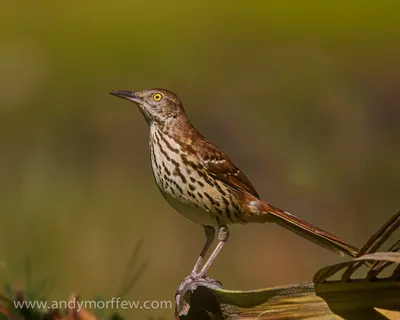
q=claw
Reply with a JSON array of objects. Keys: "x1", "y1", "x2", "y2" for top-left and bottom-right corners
[{"x1": 175, "y1": 274, "x2": 222, "y2": 298}]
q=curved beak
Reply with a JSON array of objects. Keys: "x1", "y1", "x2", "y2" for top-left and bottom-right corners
[{"x1": 110, "y1": 90, "x2": 142, "y2": 103}]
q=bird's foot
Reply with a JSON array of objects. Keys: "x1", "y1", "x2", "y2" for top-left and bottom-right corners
[
  {"x1": 176, "y1": 273, "x2": 221, "y2": 297},
  {"x1": 175, "y1": 273, "x2": 222, "y2": 317}
]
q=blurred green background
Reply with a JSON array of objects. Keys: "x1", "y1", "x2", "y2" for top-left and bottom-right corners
[{"x1": 1, "y1": 1, "x2": 400, "y2": 318}]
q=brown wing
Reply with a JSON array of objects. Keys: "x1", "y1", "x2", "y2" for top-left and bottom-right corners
[
  {"x1": 199, "y1": 139, "x2": 260, "y2": 199},
  {"x1": 174, "y1": 119, "x2": 259, "y2": 198}
]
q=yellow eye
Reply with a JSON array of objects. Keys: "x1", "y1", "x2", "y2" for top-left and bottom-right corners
[{"x1": 153, "y1": 93, "x2": 162, "y2": 101}]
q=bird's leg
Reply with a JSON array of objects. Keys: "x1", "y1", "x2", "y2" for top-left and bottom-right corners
[
  {"x1": 190, "y1": 225, "x2": 215, "y2": 276},
  {"x1": 197, "y1": 225, "x2": 229, "y2": 278},
  {"x1": 176, "y1": 226, "x2": 217, "y2": 295}
]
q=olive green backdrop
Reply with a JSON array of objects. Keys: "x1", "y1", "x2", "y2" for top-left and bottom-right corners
[{"x1": 1, "y1": 1, "x2": 399, "y2": 318}]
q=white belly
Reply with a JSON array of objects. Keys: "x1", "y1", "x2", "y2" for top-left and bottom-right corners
[
  {"x1": 148, "y1": 125, "x2": 239, "y2": 226},
  {"x1": 163, "y1": 194, "x2": 219, "y2": 226}
]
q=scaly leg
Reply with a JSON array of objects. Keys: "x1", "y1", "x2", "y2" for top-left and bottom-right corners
[
  {"x1": 197, "y1": 225, "x2": 229, "y2": 278},
  {"x1": 190, "y1": 225, "x2": 215, "y2": 275},
  {"x1": 176, "y1": 226, "x2": 217, "y2": 295}
]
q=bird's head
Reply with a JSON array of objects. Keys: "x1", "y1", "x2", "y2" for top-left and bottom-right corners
[{"x1": 110, "y1": 88, "x2": 186, "y2": 125}]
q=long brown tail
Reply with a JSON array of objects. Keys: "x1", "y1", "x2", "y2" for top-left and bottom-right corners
[{"x1": 255, "y1": 201, "x2": 359, "y2": 257}]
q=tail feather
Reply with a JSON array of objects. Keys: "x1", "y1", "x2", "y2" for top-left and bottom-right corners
[{"x1": 258, "y1": 202, "x2": 359, "y2": 257}]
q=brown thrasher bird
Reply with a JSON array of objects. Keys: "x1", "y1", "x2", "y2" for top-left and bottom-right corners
[{"x1": 110, "y1": 88, "x2": 358, "y2": 282}]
